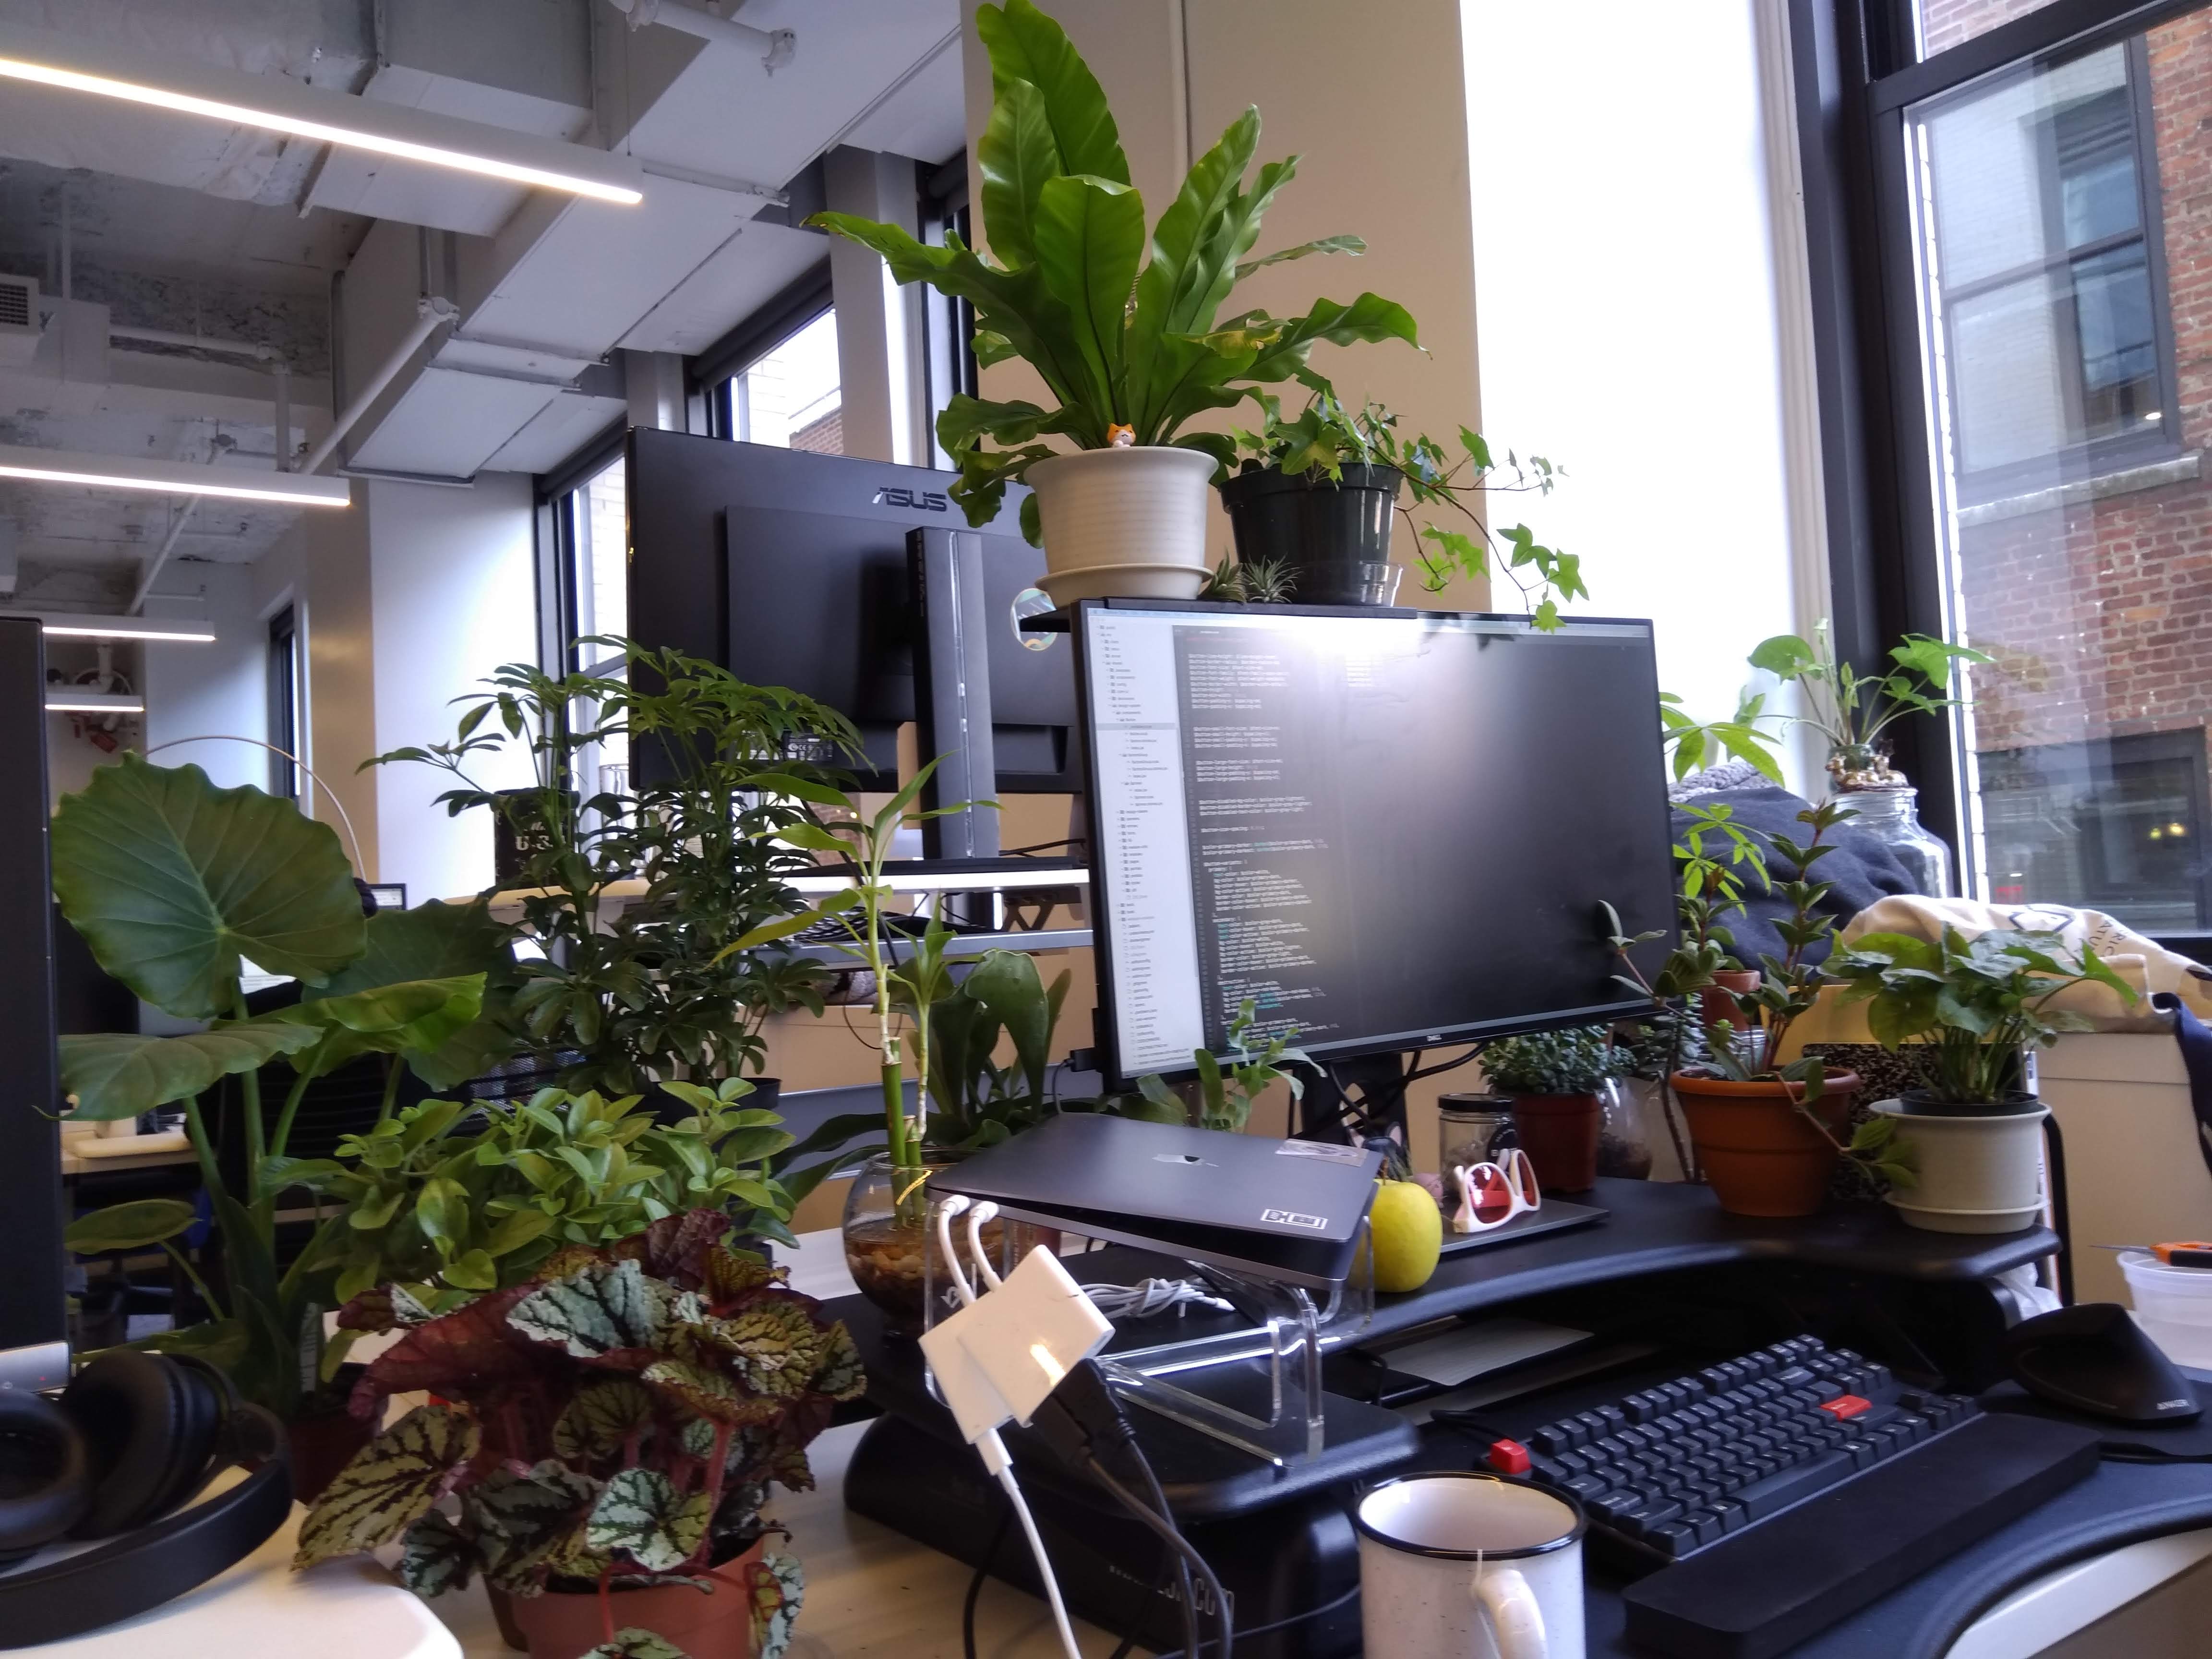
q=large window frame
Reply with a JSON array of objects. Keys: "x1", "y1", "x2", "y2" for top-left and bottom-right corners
[{"x1": 1791, "y1": 0, "x2": 2203, "y2": 885}]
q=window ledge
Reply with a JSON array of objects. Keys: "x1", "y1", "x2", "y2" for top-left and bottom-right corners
[{"x1": 1957, "y1": 451, "x2": 2201, "y2": 527}]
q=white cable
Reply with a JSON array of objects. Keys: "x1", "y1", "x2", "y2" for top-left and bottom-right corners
[
  {"x1": 994, "y1": 1458, "x2": 1083, "y2": 1659},
  {"x1": 926, "y1": 1195, "x2": 1081, "y2": 1659},
  {"x1": 935, "y1": 1194, "x2": 977, "y2": 1308},
  {"x1": 966, "y1": 1199, "x2": 1005, "y2": 1292},
  {"x1": 1078, "y1": 1277, "x2": 1237, "y2": 1320}
]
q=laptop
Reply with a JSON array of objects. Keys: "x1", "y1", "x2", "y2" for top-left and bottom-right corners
[{"x1": 930, "y1": 1113, "x2": 1385, "y2": 1287}]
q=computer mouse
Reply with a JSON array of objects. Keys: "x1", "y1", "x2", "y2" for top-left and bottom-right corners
[{"x1": 2006, "y1": 1303, "x2": 2202, "y2": 1425}]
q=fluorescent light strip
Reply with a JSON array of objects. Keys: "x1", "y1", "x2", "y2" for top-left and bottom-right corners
[
  {"x1": 0, "y1": 444, "x2": 351, "y2": 507},
  {"x1": 0, "y1": 612, "x2": 216, "y2": 643},
  {"x1": 48, "y1": 701, "x2": 145, "y2": 714},
  {"x1": 0, "y1": 29, "x2": 643, "y2": 205}
]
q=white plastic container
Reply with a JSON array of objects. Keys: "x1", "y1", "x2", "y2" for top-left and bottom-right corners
[
  {"x1": 1023, "y1": 446, "x2": 1213, "y2": 601},
  {"x1": 1871, "y1": 1098, "x2": 2048, "y2": 1234},
  {"x1": 2119, "y1": 1250, "x2": 2212, "y2": 1369}
]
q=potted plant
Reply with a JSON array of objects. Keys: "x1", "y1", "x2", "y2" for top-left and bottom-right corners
[
  {"x1": 48, "y1": 758, "x2": 507, "y2": 1492},
  {"x1": 1829, "y1": 927, "x2": 2136, "y2": 1233},
  {"x1": 374, "y1": 638, "x2": 857, "y2": 1100},
  {"x1": 811, "y1": 0, "x2": 1418, "y2": 602},
  {"x1": 1130, "y1": 999, "x2": 1311, "y2": 1132},
  {"x1": 300, "y1": 1081, "x2": 801, "y2": 1326},
  {"x1": 1221, "y1": 389, "x2": 1583, "y2": 621},
  {"x1": 1476, "y1": 1026, "x2": 1623, "y2": 1194},
  {"x1": 1609, "y1": 799, "x2": 1911, "y2": 1217},
  {"x1": 293, "y1": 1209, "x2": 864, "y2": 1659}
]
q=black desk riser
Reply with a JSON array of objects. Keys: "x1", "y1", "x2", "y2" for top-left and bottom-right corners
[{"x1": 830, "y1": 1177, "x2": 2145, "y2": 1657}]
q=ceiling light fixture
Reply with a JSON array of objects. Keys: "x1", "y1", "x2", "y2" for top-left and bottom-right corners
[
  {"x1": 46, "y1": 693, "x2": 144, "y2": 714},
  {"x1": 0, "y1": 612, "x2": 216, "y2": 644},
  {"x1": 0, "y1": 444, "x2": 351, "y2": 507},
  {"x1": 0, "y1": 21, "x2": 646, "y2": 206}
]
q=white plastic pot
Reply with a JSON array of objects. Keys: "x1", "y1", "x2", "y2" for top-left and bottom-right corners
[
  {"x1": 1872, "y1": 1097, "x2": 2048, "y2": 1234},
  {"x1": 1024, "y1": 446, "x2": 1214, "y2": 602}
]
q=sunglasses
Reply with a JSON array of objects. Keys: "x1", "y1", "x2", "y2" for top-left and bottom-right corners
[{"x1": 1450, "y1": 1149, "x2": 1542, "y2": 1234}]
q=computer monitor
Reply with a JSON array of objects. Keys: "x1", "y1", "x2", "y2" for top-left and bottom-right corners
[
  {"x1": 626, "y1": 430, "x2": 1078, "y2": 798},
  {"x1": 1076, "y1": 600, "x2": 1677, "y2": 1084}
]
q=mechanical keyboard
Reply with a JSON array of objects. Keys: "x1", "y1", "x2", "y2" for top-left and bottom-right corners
[{"x1": 1481, "y1": 1334, "x2": 1986, "y2": 1565}]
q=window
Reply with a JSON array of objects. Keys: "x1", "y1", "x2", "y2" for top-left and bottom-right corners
[
  {"x1": 266, "y1": 604, "x2": 300, "y2": 801},
  {"x1": 551, "y1": 453, "x2": 629, "y2": 796},
  {"x1": 1916, "y1": 38, "x2": 2175, "y2": 500},
  {"x1": 726, "y1": 309, "x2": 842, "y2": 453},
  {"x1": 919, "y1": 158, "x2": 978, "y2": 469},
  {"x1": 1807, "y1": 1, "x2": 2212, "y2": 937}
]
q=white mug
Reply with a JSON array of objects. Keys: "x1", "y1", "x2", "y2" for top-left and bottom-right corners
[{"x1": 1355, "y1": 1472, "x2": 1585, "y2": 1659}]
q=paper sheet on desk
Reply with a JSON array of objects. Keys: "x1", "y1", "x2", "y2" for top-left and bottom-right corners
[{"x1": 1383, "y1": 1316, "x2": 1590, "y2": 1386}]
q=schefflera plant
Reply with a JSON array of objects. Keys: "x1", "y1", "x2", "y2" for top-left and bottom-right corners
[{"x1": 294, "y1": 1211, "x2": 864, "y2": 1659}]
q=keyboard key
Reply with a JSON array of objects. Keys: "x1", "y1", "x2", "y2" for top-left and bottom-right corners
[
  {"x1": 1531, "y1": 1424, "x2": 1570, "y2": 1455},
  {"x1": 1737, "y1": 1447, "x2": 1854, "y2": 1519}
]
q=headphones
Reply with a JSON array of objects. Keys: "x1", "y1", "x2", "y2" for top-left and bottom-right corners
[{"x1": 0, "y1": 1349, "x2": 291, "y2": 1647}]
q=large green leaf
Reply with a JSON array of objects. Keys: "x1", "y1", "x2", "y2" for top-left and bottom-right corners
[
  {"x1": 1242, "y1": 291, "x2": 1422, "y2": 385},
  {"x1": 50, "y1": 756, "x2": 367, "y2": 1019},
  {"x1": 310, "y1": 902, "x2": 517, "y2": 1088},
  {"x1": 1033, "y1": 174, "x2": 1145, "y2": 421},
  {"x1": 273, "y1": 974, "x2": 487, "y2": 1080},
  {"x1": 585, "y1": 1467, "x2": 711, "y2": 1573},
  {"x1": 64, "y1": 1198, "x2": 197, "y2": 1253},
  {"x1": 1234, "y1": 233, "x2": 1365, "y2": 282},
  {"x1": 60, "y1": 1021, "x2": 323, "y2": 1119},
  {"x1": 960, "y1": 949, "x2": 1053, "y2": 1106},
  {"x1": 976, "y1": 0, "x2": 1129, "y2": 185},
  {"x1": 294, "y1": 1403, "x2": 481, "y2": 1568},
  {"x1": 976, "y1": 75, "x2": 1060, "y2": 269},
  {"x1": 1129, "y1": 107, "x2": 1261, "y2": 411}
]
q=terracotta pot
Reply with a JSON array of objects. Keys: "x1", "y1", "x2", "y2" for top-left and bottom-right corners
[
  {"x1": 497, "y1": 1539, "x2": 767, "y2": 1659},
  {"x1": 1507, "y1": 1094, "x2": 1602, "y2": 1194},
  {"x1": 286, "y1": 1406, "x2": 374, "y2": 1504},
  {"x1": 1696, "y1": 970, "x2": 1762, "y2": 1034},
  {"x1": 1671, "y1": 1071, "x2": 1859, "y2": 1218}
]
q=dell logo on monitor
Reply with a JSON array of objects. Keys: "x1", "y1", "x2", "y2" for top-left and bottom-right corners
[{"x1": 874, "y1": 485, "x2": 949, "y2": 512}]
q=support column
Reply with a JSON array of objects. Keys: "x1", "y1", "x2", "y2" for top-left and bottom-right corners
[{"x1": 824, "y1": 146, "x2": 926, "y2": 466}]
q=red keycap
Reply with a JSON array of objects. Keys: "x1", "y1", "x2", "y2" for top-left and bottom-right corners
[
  {"x1": 1488, "y1": 1438, "x2": 1532, "y2": 1475},
  {"x1": 1818, "y1": 1395, "x2": 1871, "y2": 1420}
]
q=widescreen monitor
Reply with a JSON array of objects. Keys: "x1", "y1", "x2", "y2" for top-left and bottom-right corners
[{"x1": 1077, "y1": 601, "x2": 1677, "y2": 1083}]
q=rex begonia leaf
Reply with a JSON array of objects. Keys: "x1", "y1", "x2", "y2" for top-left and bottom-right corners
[
  {"x1": 585, "y1": 1467, "x2": 711, "y2": 1574},
  {"x1": 294, "y1": 1403, "x2": 480, "y2": 1568}
]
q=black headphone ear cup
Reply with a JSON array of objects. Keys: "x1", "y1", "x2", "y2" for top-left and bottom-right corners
[
  {"x1": 60, "y1": 1351, "x2": 222, "y2": 1539},
  {"x1": 0, "y1": 1391, "x2": 91, "y2": 1559}
]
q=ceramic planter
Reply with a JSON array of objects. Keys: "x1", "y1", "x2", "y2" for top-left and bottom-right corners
[
  {"x1": 1217, "y1": 462, "x2": 1401, "y2": 604},
  {"x1": 1873, "y1": 1092, "x2": 2047, "y2": 1234},
  {"x1": 1507, "y1": 1094, "x2": 1602, "y2": 1194},
  {"x1": 498, "y1": 1539, "x2": 766, "y2": 1659},
  {"x1": 287, "y1": 1403, "x2": 373, "y2": 1504},
  {"x1": 1025, "y1": 447, "x2": 1214, "y2": 602},
  {"x1": 1671, "y1": 1071, "x2": 1859, "y2": 1218},
  {"x1": 1695, "y1": 970, "x2": 1762, "y2": 1034}
]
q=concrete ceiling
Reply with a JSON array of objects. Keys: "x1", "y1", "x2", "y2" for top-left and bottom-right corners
[{"x1": 0, "y1": 0, "x2": 967, "y2": 597}]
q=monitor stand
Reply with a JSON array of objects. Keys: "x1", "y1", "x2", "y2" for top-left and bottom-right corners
[{"x1": 1296, "y1": 1051, "x2": 1414, "y2": 1146}]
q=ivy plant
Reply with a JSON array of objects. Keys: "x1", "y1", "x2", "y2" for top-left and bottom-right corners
[{"x1": 294, "y1": 1210, "x2": 864, "y2": 1659}]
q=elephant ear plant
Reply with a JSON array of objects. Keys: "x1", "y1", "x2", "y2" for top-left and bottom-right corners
[
  {"x1": 294, "y1": 1209, "x2": 865, "y2": 1659},
  {"x1": 811, "y1": 0, "x2": 1418, "y2": 541},
  {"x1": 49, "y1": 757, "x2": 504, "y2": 1421}
]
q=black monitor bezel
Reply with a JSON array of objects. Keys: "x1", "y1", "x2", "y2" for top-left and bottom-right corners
[{"x1": 1072, "y1": 598, "x2": 1680, "y2": 1088}]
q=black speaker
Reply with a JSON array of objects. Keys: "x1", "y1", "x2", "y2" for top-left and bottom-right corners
[{"x1": 0, "y1": 617, "x2": 66, "y2": 1350}]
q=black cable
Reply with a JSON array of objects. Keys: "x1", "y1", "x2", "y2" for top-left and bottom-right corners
[
  {"x1": 962, "y1": 1508, "x2": 1013, "y2": 1659},
  {"x1": 1084, "y1": 1455, "x2": 1232, "y2": 1659},
  {"x1": 1142, "y1": 1578, "x2": 1363, "y2": 1659},
  {"x1": 2102, "y1": 1444, "x2": 2212, "y2": 1464},
  {"x1": 1131, "y1": 1439, "x2": 1200, "y2": 1659}
]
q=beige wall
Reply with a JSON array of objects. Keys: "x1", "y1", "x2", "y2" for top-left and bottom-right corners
[{"x1": 299, "y1": 483, "x2": 381, "y2": 880}]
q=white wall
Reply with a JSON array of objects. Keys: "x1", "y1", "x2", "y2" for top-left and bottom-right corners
[
  {"x1": 366, "y1": 475, "x2": 540, "y2": 902},
  {"x1": 1461, "y1": 0, "x2": 1825, "y2": 789},
  {"x1": 140, "y1": 562, "x2": 270, "y2": 794}
]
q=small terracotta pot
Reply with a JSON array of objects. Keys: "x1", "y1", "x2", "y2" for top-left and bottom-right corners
[
  {"x1": 1671, "y1": 1071, "x2": 1859, "y2": 1218},
  {"x1": 286, "y1": 1407, "x2": 374, "y2": 1504},
  {"x1": 497, "y1": 1539, "x2": 767, "y2": 1659},
  {"x1": 1696, "y1": 970, "x2": 1763, "y2": 1034},
  {"x1": 1508, "y1": 1094, "x2": 1602, "y2": 1194}
]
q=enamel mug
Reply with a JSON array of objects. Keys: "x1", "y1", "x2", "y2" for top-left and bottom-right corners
[{"x1": 1355, "y1": 1472, "x2": 1586, "y2": 1659}]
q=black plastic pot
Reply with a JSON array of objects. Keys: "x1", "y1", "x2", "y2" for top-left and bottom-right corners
[
  {"x1": 1897, "y1": 1087, "x2": 2041, "y2": 1118},
  {"x1": 1218, "y1": 462, "x2": 1401, "y2": 604}
]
